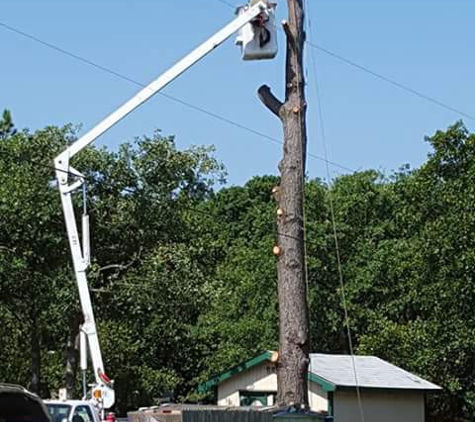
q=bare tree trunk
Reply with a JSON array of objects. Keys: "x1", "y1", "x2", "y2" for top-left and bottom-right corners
[
  {"x1": 258, "y1": 0, "x2": 309, "y2": 409},
  {"x1": 65, "y1": 311, "x2": 82, "y2": 399}
]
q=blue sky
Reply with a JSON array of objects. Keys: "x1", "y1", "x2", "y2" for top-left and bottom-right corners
[{"x1": 1, "y1": 0, "x2": 474, "y2": 185}]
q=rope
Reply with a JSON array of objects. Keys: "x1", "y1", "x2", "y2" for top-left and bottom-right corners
[{"x1": 304, "y1": 2, "x2": 365, "y2": 421}]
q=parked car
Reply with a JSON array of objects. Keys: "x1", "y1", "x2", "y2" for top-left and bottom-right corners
[{"x1": 0, "y1": 383, "x2": 50, "y2": 422}]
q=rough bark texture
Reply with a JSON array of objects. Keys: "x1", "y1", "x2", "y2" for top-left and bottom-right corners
[{"x1": 258, "y1": 0, "x2": 310, "y2": 409}]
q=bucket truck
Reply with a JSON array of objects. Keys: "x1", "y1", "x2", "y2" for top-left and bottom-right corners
[{"x1": 50, "y1": 1, "x2": 277, "y2": 418}]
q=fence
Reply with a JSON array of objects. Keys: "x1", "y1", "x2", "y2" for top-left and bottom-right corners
[
  {"x1": 183, "y1": 408, "x2": 274, "y2": 422},
  {"x1": 128, "y1": 405, "x2": 331, "y2": 422}
]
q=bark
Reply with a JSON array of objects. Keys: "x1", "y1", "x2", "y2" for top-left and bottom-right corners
[
  {"x1": 65, "y1": 311, "x2": 82, "y2": 399},
  {"x1": 258, "y1": 0, "x2": 310, "y2": 409}
]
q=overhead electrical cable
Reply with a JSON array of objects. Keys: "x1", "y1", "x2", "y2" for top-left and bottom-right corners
[
  {"x1": 214, "y1": 0, "x2": 475, "y2": 122},
  {"x1": 0, "y1": 10, "x2": 351, "y2": 271},
  {"x1": 0, "y1": 19, "x2": 354, "y2": 174},
  {"x1": 14, "y1": 153, "x2": 307, "y2": 245},
  {"x1": 215, "y1": 0, "x2": 239, "y2": 9},
  {"x1": 306, "y1": 41, "x2": 475, "y2": 122}
]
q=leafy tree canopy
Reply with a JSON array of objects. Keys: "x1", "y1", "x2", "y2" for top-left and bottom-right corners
[{"x1": 2, "y1": 109, "x2": 475, "y2": 421}]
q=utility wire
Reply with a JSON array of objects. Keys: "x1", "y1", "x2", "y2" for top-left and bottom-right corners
[
  {"x1": 305, "y1": 3, "x2": 365, "y2": 422},
  {"x1": 0, "y1": 12, "x2": 344, "y2": 281},
  {"x1": 214, "y1": 0, "x2": 239, "y2": 9},
  {"x1": 306, "y1": 41, "x2": 475, "y2": 122},
  {"x1": 217, "y1": 5, "x2": 362, "y2": 416},
  {"x1": 28, "y1": 159, "x2": 85, "y2": 178},
  {"x1": 214, "y1": 0, "x2": 475, "y2": 122},
  {"x1": 11, "y1": 139, "x2": 308, "y2": 245},
  {"x1": 219, "y1": 0, "x2": 365, "y2": 415},
  {"x1": 22, "y1": 155, "x2": 306, "y2": 244},
  {"x1": 0, "y1": 21, "x2": 141, "y2": 88},
  {"x1": 0, "y1": 19, "x2": 354, "y2": 174}
]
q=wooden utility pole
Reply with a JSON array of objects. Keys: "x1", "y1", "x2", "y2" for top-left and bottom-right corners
[{"x1": 258, "y1": 0, "x2": 309, "y2": 409}]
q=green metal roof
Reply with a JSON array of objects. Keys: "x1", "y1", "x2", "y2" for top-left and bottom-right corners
[{"x1": 198, "y1": 351, "x2": 336, "y2": 393}]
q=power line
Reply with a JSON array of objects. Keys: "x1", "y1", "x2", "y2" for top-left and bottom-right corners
[
  {"x1": 20, "y1": 154, "x2": 307, "y2": 244},
  {"x1": 30, "y1": 159, "x2": 85, "y2": 178},
  {"x1": 306, "y1": 41, "x2": 475, "y2": 122},
  {"x1": 214, "y1": 0, "x2": 238, "y2": 9},
  {"x1": 213, "y1": 0, "x2": 475, "y2": 122},
  {"x1": 0, "y1": 21, "x2": 142, "y2": 88},
  {"x1": 0, "y1": 19, "x2": 354, "y2": 174}
]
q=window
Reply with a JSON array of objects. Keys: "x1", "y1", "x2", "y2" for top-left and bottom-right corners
[
  {"x1": 266, "y1": 365, "x2": 277, "y2": 375},
  {"x1": 46, "y1": 404, "x2": 72, "y2": 422},
  {"x1": 240, "y1": 391, "x2": 276, "y2": 407},
  {"x1": 72, "y1": 406, "x2": 94, "y2": 422}
]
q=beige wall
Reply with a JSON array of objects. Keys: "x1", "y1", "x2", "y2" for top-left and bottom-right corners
[
  {"x1": 217, "y1": 361, "x2": 426, "y2": 422},
  {"x1": 217, "y1": 362, "x2": 326, "y2": 412},
  {"x1": 308, "y1": 381, "x2": 328, "y2": 412},
  {"x1": 217, "y1": 362, "x2": 278, "y2": 407},
  {"x1": 334, "y1": 390, "x2": 425, "y2": 422}
]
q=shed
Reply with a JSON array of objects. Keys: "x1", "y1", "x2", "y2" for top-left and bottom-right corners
[{"x1": 200, "y1": 352, "x2": 442, "y2": 422}]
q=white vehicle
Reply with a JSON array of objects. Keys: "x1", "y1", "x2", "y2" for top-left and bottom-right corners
[
  {"x1": 45, "y1": 400, "x2": 101, "y2": 422},
  {"x1": 53, "y1": 1, "x2": 276, "y2": 418}
]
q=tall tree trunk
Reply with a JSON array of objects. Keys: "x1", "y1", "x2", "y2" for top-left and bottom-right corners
[
  {"x1": 30, "y1": 317, "x2": 41, "y2": 395},
  {"x1": 258, "y1": 0, "x2": 309, "y2": 409},
  {"x1": 65, "y1": 311, "x2": 82, "y2": 399}
]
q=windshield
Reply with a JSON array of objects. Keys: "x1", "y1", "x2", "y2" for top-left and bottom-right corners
[{"x1": 46, "y1": 404, "x2": 71, "y2": 422}]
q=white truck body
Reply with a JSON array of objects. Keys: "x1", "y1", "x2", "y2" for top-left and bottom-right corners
[{"x1": 45, "y1": 400, "x2": 102, "y2": 422}]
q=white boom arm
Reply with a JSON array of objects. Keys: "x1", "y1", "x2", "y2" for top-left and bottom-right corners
[{"x1": 54, "y1": 1, "x2": 270, "y2": 411}]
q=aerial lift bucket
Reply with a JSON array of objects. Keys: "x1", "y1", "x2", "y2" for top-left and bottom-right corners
[{"x1": 235, "y1": 1, "x2": 278, "y2": 60}]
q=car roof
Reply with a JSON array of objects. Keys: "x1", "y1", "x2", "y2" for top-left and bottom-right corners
[
  {"x1": 0, "y1": 383, "x2": 50, "y2": 422},
  {"x1": 45, "y1": 400, "x2": 91, "y2": 405}
]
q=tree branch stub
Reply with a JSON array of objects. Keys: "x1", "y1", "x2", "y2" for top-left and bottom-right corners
[
  {"x1": 258, "y1": 85, "x2": 284, "y2": 118},
  {"x1": 282, "y1": 20, "x2": 296, "y2": 49}
]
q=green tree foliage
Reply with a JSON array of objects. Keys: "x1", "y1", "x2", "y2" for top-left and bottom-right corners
[
  {"x1": 196, "y1": 176, "x2": 280, "y2": 381},
  {"x1": 0, "y1": 121, "x2": 71, "y2": 395},
  {"x1": 0, "y1": 112, "x2": 224, "y2": 412},
  {"x1": 3, "y1": 109, "x2": 475, "y2": 421},
  {"x1": 195, "y1": 123, "x2": 475, "y2": 421},
  {"x1": 0, "y1": 109, "x2": 16, "y2": 140},
  {"x1": 353, "y1": 122, "x2": 475, "y2": 421}
]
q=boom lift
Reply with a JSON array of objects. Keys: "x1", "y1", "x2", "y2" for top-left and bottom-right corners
[{"x1": 53, "y1": 1, "x2": 277, "y2": 417}]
